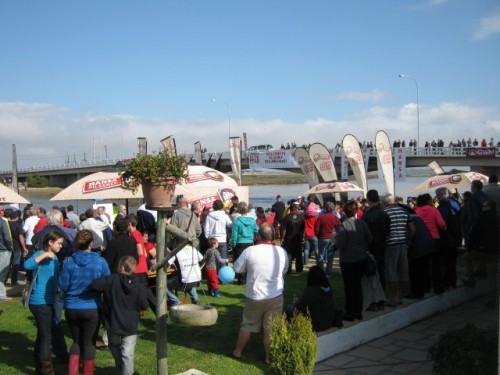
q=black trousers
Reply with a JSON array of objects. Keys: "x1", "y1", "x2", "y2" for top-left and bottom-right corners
[
  {"x1": 340, "y1": 260, "x2": 364, "y2": 315},
  {"x1": 285, "y1": 245, "x2": 303, "y2": 273},
  {"x1": 408, "y1": 254, "x2": 430, "y2": 298},
  {"x1": 441, "y1": 243, "x2": 458, "y2": 288},
  {"x1": 430, "y1": 239, "x2": 445, "y2": 293},
  {"x1": 233, "y1": 243, "x2": 252, "y2": 283},
  {"x1": 65, "y1": 308, "x2": 100, "y2": 360}
]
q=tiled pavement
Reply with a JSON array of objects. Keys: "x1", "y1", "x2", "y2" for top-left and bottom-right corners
[{"x1": 313, "y1": 295, "x2": 498, "y2": 374}]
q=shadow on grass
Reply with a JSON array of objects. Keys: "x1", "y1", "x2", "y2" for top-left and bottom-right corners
[{"x1": 0, "y1": 331, "x2": 37, "y2": 374}]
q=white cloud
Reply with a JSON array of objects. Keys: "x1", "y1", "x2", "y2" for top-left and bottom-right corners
[
  {"x1": 0, "y1": 101, "x2": 498, "y2": 170},
  {"x1": 473, "y1": 7, "x2": 500, "y2": 40}
]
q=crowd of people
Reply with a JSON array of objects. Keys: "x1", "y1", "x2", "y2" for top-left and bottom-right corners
[{"x1": 0, "y1": 173, "x2": 499, "y2": 372}]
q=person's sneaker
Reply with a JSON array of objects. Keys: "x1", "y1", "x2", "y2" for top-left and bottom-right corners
[
  {"x1": 213, "y1": 290, "x2": 221, "y2": 298},
  {"x1": 193, "y1": 299, "x2": 201, "y2": 305}
]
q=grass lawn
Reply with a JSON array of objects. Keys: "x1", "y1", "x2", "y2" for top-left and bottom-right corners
[{"x1": 0, "y1": 270, "x2": 345, "y2": 375}]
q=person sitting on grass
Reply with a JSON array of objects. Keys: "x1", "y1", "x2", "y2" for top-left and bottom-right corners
[
  {"x1": 286, "y1": 266, "x2": 335, "y2": 332},
  {"x1": 91, "y1": 256, "x2": 156, "y2": 375},
  {"x1": 203, "y1": 237, "x2": 228, "y2": 297}
]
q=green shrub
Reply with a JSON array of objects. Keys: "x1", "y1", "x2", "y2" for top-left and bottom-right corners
[
  {"x1": 270, "y1": 312, "x2": 317, "y2": 375},
  {"x1": 26, "y1": 174, "x2": 48, "y2": 187},
  {"x1": 428, "y1": 323, "x2": 498, "y2": 375}
]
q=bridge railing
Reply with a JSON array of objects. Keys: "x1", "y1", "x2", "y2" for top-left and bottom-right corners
[
  {"x1": 1, "y1": 147, "x2": 499, "y2": 175},
  {"x1": 0, "y1": 159, "x2": 122, "y2": 175}
]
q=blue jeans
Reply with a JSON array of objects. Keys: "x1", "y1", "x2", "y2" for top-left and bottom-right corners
[
  {"x1": 108, "y1": 332, "x2": 137, "y2": 375},
  {"x1": 303, "y1": 236, "x2": 318, "y2": 265},
  {"x1": 29, "y1": 304, "x2": 54, "y2": 357},
  {"x1": 0, "y1": 250, "x2": 10, "y2": 299},
  {"x1": 9, "y1": 249, "x2": 22, "y2": 284},
  {"x1": 218, "y1": 242, "x2": 228, "y2": 260},
  {"x1": 52, "y1": 291, "x2": 69, "y2": 357},
  {"x1": 167, "y1": 278, "x2": 199, "y2": 304},
  {"x1": 167, "y1": 288, "x2": 181, "y2": 306},
  {"x1": 317, "y1": 239, "x2": 334, "y2": 275},
  {"x1": 326, "y1": 242, "x2": 335, "y2": 277}
]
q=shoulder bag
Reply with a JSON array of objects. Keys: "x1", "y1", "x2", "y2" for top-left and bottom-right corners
[{"x1": 22, "y1": 267, "x2": 40, "y2": 308}]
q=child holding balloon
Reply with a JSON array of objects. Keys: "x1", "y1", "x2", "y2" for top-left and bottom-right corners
[{"x1": 203, "y1": 238, "x2": 228, "y2": 297}]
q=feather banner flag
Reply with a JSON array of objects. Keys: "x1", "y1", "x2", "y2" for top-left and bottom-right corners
[
  {"x1": 375, "y1": 130, "x2": 395, "y2": 197},
  {"x1": 293, "y1": 147, "x2": 320, "y2": 189},
  {"x1": 229, "y1": 137, "x2": 242, "y2": 186},
  {"x1": 341, "y1": 134, "x2": 368, "y2": 197}
]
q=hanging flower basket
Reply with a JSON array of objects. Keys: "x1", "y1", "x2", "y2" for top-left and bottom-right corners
[
  {"x1": 141, "y1": 179, "x2": 176, "y2": 208},
  {"x1": 121, "y1": 151, "x2": 189, "y2": 207}
]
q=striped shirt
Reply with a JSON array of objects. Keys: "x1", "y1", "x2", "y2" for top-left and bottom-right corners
[{"x1": 384, "y1": 204, "x2": 412, "y2": 246}]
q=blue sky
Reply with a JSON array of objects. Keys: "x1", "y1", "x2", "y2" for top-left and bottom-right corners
[{"x1": 0, "y1": 0, "x2": 499, "y2": 169}]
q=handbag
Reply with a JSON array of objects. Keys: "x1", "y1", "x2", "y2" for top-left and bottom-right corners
[
  {"x1": 362, "y1": 254, "x2": 377, "y2": 277},
  {"x1": 22, "y1": 267, "x2": 40, "y2": 308}
]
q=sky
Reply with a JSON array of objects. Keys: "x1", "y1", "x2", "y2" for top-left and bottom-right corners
[{"x1": 0, "y1": 0, "x2": 499, "y2": 170}]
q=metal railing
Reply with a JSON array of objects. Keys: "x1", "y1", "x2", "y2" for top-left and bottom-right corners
[{"x1": 1, "y1": 147, "x2": 499, "y2": 174}]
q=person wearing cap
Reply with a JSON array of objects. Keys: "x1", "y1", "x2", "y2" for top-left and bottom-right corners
[
  {"x1": 297, "y1": 196, "x2": 306, "y2": 212},
  {"x1": 0, "y1": 206, "x2": 14, "y2": 301},
  {"x1": 281, "y1": 200, "x2": 305, "y2": 273}
]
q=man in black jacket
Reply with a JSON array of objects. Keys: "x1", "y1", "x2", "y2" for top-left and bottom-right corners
[
  {"x1": 362, "y1": 190, "x2": 390, "y2": 290},
  {"x1": 271, "y1": 195, "x2": 286, "y2": 232},
  {"x1": 104, "y1": 217, "x2": 138, "y2": 274}
]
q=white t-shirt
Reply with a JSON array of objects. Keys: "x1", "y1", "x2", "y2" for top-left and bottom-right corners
[
  {"x1": 233, "y1": 243, "x2": 289, "y2": 301},
  {"x1": 23, "y1": 215, "x2": 40, "y2": 245},
  {"x1": 168, "y1": 245, "x2": 203, "y2": 284}
]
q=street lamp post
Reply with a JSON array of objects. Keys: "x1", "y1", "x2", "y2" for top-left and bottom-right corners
[
  {"x1": 211, "y1": 99, "x2": 231, "y2": 145},
  {"x1": 399, "y1": 74, "x2": 420, "y2": 148}
]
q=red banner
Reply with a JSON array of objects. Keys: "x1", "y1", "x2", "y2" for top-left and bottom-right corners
[
  {"x1": 83, "y1": 178, "x2": 124, "y2": 193},
  {"x1": 465, "y1": 147, "x2": 496, "y2": 158}
]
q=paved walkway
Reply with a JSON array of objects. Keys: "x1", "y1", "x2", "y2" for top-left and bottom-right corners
[{"x1": 313, "y1": 295, "x2": 498, "y2": 374}]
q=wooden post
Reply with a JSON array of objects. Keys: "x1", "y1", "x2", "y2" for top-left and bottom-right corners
[
  {"x1": 154, "y1": 208, "x2": 172, "y2": 375},
  {"x1": 152, "y1": 207, "x2": 198, "y2": 375}
]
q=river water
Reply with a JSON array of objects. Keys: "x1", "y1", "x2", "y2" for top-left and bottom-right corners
[{"x1": 16, "y1": 176, "x2": 432, "y2": 214}]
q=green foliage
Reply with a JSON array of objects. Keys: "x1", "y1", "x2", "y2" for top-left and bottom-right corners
[
  {"x1": 1, "y1": 271, "x2": 343, "y2": 374},
  {"x1": 270, "y1": 312, "x2": 318, "y2": 375},
  {"x1": 428, "y1": 323, "x2": 498, "y2": 375},
  {"x1": 121, "y1": 151, "x2": 189, "y2": 192},
  {"x1": 26, "y1": 174, "x2": 48, "y2": 187}
]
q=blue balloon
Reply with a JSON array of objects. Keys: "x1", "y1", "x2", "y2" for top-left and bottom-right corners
[{"x1": 218, "y1": 266, "x2": 235, "y2": 284}]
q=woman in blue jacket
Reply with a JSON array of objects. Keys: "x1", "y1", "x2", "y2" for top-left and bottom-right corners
[
  {"x1": 58, "y1": 230, "x2": 110, "y2": 375},
  {"x1": 24, "y1": 230, "x2": 64, "y2": 375}
]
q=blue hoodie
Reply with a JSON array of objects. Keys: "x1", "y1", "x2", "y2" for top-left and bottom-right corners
[
  {"x1": 58, "y1": 251, "x2": 110, "y2": 309},
  {"x1": 232, "y1": 216, "x2": 259, "y2": 246}
]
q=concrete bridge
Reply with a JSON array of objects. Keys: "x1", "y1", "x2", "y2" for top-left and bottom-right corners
[{"x1": 1, "y1": 147, "x2": 499, "y2": 188}]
